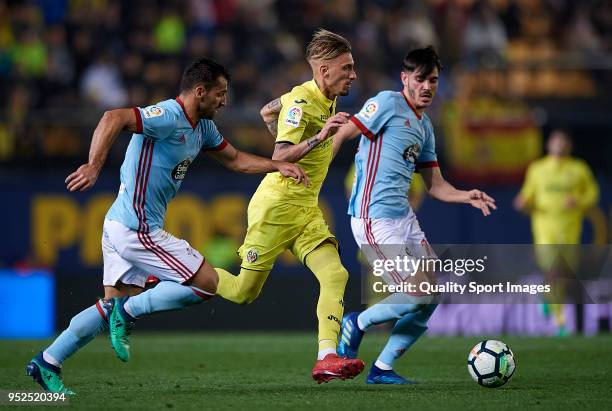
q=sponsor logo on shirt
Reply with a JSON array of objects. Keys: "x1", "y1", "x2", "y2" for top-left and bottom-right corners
[
  {"x1": 143, "y1": 105, "x2": 164, "y2": 118},
  {"x1": 171, "y1": 158, "x2": 192, "y2": 181},
  {"x1": 294, "y1": 99, "x2": 307, "y2": 104},
  {"x1": 403, "y1": 143, "x2": 420, "y2": 164},
  {"x1": 360, "y1": 101, "x2": 379, "y2": 121},
  {"x1": 284, "y1": 106, "x2": 303, "y2": 128}
]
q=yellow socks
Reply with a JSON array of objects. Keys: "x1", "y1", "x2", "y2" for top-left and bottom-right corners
[{"x1": 305, "y1": 243, "x2": 349, "y2": 357}]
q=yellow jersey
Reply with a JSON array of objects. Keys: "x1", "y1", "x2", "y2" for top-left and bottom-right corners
[
  {"x1": 256, "y1": 79, "x2": 336, "y2": 207},
  {"x1": 519, "y1": 156, "x2": 599, "y2": 244}
]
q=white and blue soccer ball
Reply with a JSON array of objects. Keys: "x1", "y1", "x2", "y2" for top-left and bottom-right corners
[{"x1": 467, "y1": 340, "x2": 516, "y2": 388}]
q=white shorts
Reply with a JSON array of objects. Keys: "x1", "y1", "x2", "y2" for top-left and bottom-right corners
[
  {"x1": 102, "y1": 219, "x2": 204, "y2": 287},
  {"x1": 351, "y1": 210, "x2": 436, "y2": 287}
]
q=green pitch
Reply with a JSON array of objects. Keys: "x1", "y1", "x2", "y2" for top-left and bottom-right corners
[{"x1": 1, "y1": 334, "x2": 610, "y2": 410}]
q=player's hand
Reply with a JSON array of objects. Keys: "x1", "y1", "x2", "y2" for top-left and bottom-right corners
[
  {"x1": 467, "y1": 189, "x2": 497, "y2": 216},
  {"x1": 276, "y1": 161, "x2": 309, "y2": 187},
  {"x1": 65, "y1": 163, "x2": 100, "y2": 192},
  {"x1": 318, "y1": 112, "x2": 350, "y2": 141}
]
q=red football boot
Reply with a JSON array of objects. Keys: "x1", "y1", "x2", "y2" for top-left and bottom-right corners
[{"x1": 312, "y1": 354, "x2": 365, "y2": 384}]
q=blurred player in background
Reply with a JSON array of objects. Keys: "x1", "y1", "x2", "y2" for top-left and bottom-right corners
[
  {"x1": 513, "y1": 129, "x2": 599, "y2": 335},
  {"x1": 333, "y1": 46, "x2": 496, "y2": 384},
  {"x1": 214, "y1": 29, "x2": 365, "y2": 383},
  {"x1": 26, "y1": 58, "x2": 307, "y2": 394}
]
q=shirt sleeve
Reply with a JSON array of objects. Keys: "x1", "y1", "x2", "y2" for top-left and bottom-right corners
[
  {"x1": 276, "y1": 91, "x2": 308, "y2": 145},
  {"x1": 133, "y1": 104, "x2": 177, "y2": 141},
  {"x1": 201, "y1": 121, "x2": 228, "y2": 152},
  {"x1": 416, "y1": 120, "x2": 438, "y2": 169},
  {"x1": 350, "y1": 93, "x2": 394, "y2": 140},
  {"x1": 519, "y1": 163, "x2": 537, "y2": 204},
  {"x1": 577, "y1": 161, "x2": 599, "y2": 210}
]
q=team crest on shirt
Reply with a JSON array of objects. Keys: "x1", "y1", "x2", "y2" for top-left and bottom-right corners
[
  {"x1": 284, "y1": 106, "x2": 303, "y2": 128},
  {"x1": 403, "y1": 143, "x2": 420, "y2": 164},
  {"x1": 246, "y1": 248, "x2": 258, "y2": 263},
  {"x1": 144, "y1": 105, "x2": 164, "y2": 118},
  {"x1": 359, "y1": 101, "x2": 379, "y2": 121},
  {"x1": 172, "y1": 157, "x2": 192, "y2": 180}
]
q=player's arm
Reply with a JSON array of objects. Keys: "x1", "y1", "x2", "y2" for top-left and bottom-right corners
[
  {"x1": 207, "y1": 140, "x2": 309, "y2": 186},
  {"x1": 273, "y1": 112, "x2": 350, "y2": 163},
  {"x1": 420, "y1": 166, "x2": 497, "y2": 216},
  {"x1": 575, "y1": 162, "x2": 599, "y2": 210},
  {"x1": 65, "y1": 108, "x2": 139, "y2": 192},
  {"x1": 332, "y1": 120, "x2": 362, "y2": 158},
  {"x1": 260, "y1": 97, "x2": 282, "y2": 138},
  {"x1": 513, "y1": 164, "x2": 536, "y2": 213}
]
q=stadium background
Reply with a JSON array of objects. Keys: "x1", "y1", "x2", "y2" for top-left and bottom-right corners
[{"x1": 1, "y1": 0, "x2": 612, "y2": 338}]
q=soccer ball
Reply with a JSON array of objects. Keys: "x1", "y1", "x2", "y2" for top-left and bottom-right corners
[{"x1": 467, "y1": 340, "x2": 516, "y2": 388}]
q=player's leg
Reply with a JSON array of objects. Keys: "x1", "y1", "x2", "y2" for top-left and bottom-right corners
[
  {"x1": 338, "y1": 292, "x2": 430, "y2": 358},
  {"x1": 292, "y1": 208, "x2": 366, "y2": 383},
  {"x1": 109, "y1": 263, "x2": 217, "y2": 362},
  {"x1": 305, "y1": 242, "x2": 349, "y2": 357},
  {"x1": 102, "y1": 220, "x2": 216, "y2": 361},
  {"x1": 215, "y1": 195, "x2": 294, "y2": 305},
  {"x1": 305, "y1": 242, "x2": 365, "y2": 382},
  {"x1": 367, "y1": 303, "x2": 437, "y2": 384},
  {"x1": 215, "y1": 267, "x2": 271, "y2": 305},
  {"x1": 26, "y1": 282, "x2": 142, "y2": 394},
  {"x1": 339, "y1": 214, "x2": 435, "y2": 374}
]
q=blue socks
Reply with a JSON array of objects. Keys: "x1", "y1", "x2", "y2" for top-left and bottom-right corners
[
  {"x1": 43, "y1": 300, "x2": 112, "y2": 367},
  {"x1": 124, "y1": 281, "x2": 213, "y2": 318},
  {"x1": 41, "y1": 282, "x2": 213, "y2": 368},
  {"x1": 376, "y1": 304, "x2": 437, "y2": 368},
  {"x1": 357, "y1": 293, "x2": 433, "y2": 330}
]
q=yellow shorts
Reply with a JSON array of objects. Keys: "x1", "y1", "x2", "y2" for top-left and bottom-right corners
[
  {"x1": 534, "y1": 244, "x2": 580, "y2": 273},
  {"x1": 239, "y1": 190, "x2": 338, "y2": 271}
]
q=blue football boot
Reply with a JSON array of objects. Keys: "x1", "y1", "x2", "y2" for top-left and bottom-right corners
[
  {"x1": 366, "y1": 364, "x2": 417, "y2": 385},
  {"x1": 337, "y1": 312, "x2": 364, "y2": 359}
]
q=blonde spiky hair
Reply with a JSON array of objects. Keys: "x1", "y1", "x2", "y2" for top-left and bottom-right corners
[{"x1": 305, "y1": 28, "x2": 352, "y2": 62}]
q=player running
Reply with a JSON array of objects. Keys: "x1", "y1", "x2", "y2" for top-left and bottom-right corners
[
  {"x1": 213, "y1": 29, "x2": 365, "y2": 383},
  {"x1": 514, "y1": 129, "x2": 599, "y2": 336},
  {"x1": 26, "y1": 58, "x2": 307, "y2": 394},
  {"x1": 333, "y1": 46, "x2": 497, "y2": 384}
]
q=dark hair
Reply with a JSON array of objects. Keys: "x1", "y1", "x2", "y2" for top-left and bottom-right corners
[
  {"x1": 180, "y1": 58, "x2": 231, "y2": 91},
  {"x1": 401, "y1": 46, "x2": 442, "y2": 76},
  {"x1": 549, "y1": 128, "x2": 573, "y2": 142}
]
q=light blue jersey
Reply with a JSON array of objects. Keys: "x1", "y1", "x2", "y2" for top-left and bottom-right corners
[
  {"x1": 348, "y1": 91, "x2": 438, "y2": 219},
  {"x1": 106, "y1": 98, "x2": 226, "y2": 232}
]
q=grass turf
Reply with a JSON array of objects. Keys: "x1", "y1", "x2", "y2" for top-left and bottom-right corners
[{"x1": 1, "y1": 333, "x2": 611, "y2": 410}]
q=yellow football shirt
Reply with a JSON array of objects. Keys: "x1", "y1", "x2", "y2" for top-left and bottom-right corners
[
  {"x1": 519, "y1": 156, "x2": 599, "y2": 244},
  {"x1": 256, "y1": 79, "x2": 336, "y2": 207}
]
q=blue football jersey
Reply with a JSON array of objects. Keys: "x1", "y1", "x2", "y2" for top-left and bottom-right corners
[
  {"x1": 348, "y1": 91, "x2": 438, "y2": 219},
  {"x1": 106, "y1": 98, "x2": 226, "y2": 232}
]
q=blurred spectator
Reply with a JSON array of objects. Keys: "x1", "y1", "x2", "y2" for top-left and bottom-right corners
[
  {"x1": 80, "y1": 52, "x2": 127, "y2": 109},
  {"x1": 463, "y1": 0, "x2": 508, "y2": 64},
  {"x1": 46, "y1": 25, "x2": 74, "y2": 86},
  {"x1": 0, "y1": 0, "x2": 610, "y2": 163},
  {"x1": 12, "y1": 29, "x2": 47, "y2": 78},
  {"x1": 154, "y1": 8, "x2": 186, "y2": 53}
]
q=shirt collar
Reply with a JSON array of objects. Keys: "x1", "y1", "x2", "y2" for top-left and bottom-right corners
[{"x1": 304, "y1": 79, "x2": 335, "y2": 107}]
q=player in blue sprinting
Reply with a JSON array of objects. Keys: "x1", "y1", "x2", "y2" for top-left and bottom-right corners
[
  {"x1": 332, "y1": 47, "x2": 497, "y2": 384},
  {"x1": 26, "y1": 58, "x2": 307, "y2": 394}
]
